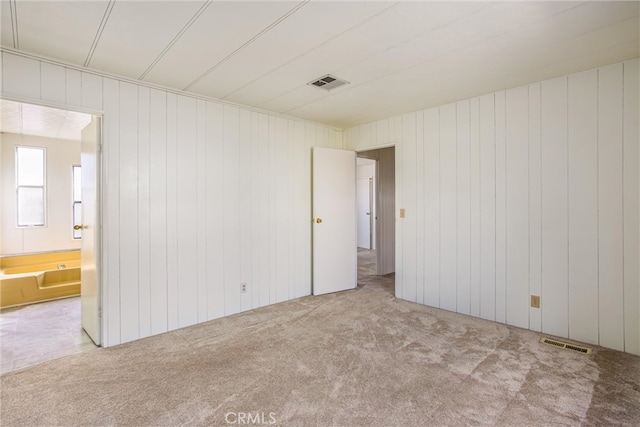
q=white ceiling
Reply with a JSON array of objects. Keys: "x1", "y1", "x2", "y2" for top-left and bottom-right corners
[
  {"x1": 0, "y1": 99, "x2": 92, "y2": 141},
  {"x1": 1, "y1": 1, "x2": 638, "y2": 129}
]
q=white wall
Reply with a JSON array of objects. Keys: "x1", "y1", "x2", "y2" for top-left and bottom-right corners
[
  {"x1": 0, "y1": 50, "x2": 343, "y2": 347},
  {"x1": 356, "y1": 160, "x2": 375, "y2": 249},
  {"x1": 345, "y1": 60, "x2": 640, "y2": 355},
  {"x1": 1, "y1": 133, "x2": 81, "y2": 254}
]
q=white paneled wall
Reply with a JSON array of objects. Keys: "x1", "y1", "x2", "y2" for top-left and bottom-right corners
[
  {"x1": 1, "y1": 51, "x2": 342, "y2": 347},
  {"x1": 345, "y1": 60, "x2": 640, "y2": 355}
]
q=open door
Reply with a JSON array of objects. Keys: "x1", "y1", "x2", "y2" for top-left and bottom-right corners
[
  {"x1": 312, "y1": 147, "x2": 357, "y2": 295},
  {"x1": 80, "y1": 117, "x2": 101, "y2": 345}
]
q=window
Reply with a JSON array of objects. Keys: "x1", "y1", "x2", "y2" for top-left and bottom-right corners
[
  {"x1": 16, "y1": 146, "x2": 46, "y2": 227},
  {"x1": 72, "y1": 165, "x2": 82, "y2": 239}
]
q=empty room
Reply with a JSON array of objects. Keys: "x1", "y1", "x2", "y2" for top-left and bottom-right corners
[{"x1": 0, "y1": 1, "x2": 638, "y2": 426}]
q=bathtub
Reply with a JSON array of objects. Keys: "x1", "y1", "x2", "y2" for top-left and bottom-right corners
[{"x1": 0, "y1": 250, "x2": 81, "y2": 308}]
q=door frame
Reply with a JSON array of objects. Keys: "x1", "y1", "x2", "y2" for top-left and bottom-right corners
[
  {"x1": 1, "y1": 95, "x2": 104, "y2": 345},
  {"x1": 356, "y1": 145, "x2": 396, "y2": 278}
]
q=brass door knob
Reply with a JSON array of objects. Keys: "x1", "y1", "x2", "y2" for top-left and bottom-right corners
[
  {"x1": 74, "y1": 225, "x2": 83, "y2": 230},
  {"x1": 316, "y1": 218, "x2": 323, "y2": 224}
]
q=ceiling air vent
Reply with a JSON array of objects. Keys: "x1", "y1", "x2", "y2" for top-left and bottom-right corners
[{"x1": 308, "y1": 74, "x2": 349, "y2": 91}]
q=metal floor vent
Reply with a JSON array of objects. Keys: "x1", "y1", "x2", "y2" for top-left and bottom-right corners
[
  {"x1": 308, "y1": 74, "x2": 349, "y2": 91},
  {"x1": 540, "y1": 337, "x2": 592, "y2": 354}
]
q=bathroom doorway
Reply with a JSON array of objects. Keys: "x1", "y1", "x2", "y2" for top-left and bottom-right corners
[{"x1": 0, "y1": 99, "x2": 100, "y2": 373}]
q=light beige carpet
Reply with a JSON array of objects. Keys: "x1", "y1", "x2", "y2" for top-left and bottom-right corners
[{"x1": 1, "y1": 252, "x2": 639, "y2": 426}]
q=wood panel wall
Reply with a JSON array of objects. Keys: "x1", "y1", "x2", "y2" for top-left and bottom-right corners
[
  {"x1": 1, "y1": 50, "x2": 343, "y2": 347},
  {"x1": 345, "y1": 59, "x2": 639, "y2": 355}
]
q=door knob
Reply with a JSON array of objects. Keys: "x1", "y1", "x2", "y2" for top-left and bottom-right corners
[
  {"x1": 74, "y1": 225, "x2": 83, "y2": 230},
  {"x1": 316, "y1": 218, "x2": 323, "y2": 224}
]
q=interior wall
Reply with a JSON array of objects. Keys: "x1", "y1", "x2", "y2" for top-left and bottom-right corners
[
  {"x1": 356, "y1": 160, "x2": 375, "y2": 250},
  {"x1": 0, "y1": 50, "x2": 343, "y2": 347},
  {"x1": 1, "y1": 133, "x2": 81, "y2": 254},
  {"x1": 345, "y1": 59, "x2": 639, "y2": 355}
]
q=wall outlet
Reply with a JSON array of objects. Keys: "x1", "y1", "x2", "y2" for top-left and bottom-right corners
[
  {"x1": 531, "y1": 295, "x2": 540, "y2": 308},
  {"x1": 241, "y1": 282, "x2": 247, "y2": 294}
]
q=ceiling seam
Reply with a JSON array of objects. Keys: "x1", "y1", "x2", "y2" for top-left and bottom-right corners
[
  {"x1": 182, "y1": 0, "x2": 310, "y2": 92},
  {"x1": 138, "y1": 0, "x2": 214, "y2": 81},
  {"x1": 220, "y1": 0, "x2": 405, "y2": 101},
  {"x1": 9, "y1": 0, "x2": 19, "y2": 49},
  {"x1": 84, "y1": 0, "x2": 116, "y2": 67}
]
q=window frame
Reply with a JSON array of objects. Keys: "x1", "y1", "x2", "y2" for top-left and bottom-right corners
[{"x1": 15, "y1": 145, "x2": 47, "y2": 228}]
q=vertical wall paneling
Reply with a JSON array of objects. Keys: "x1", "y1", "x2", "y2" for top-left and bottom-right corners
[
  {"x1": 479, "y1": 94, "x2": 496, "y2": 320},
  {"x1": 239, "y1": 109, "x2": 252, "y2": 311},
  {"x1": 81, "y1": 72, "x2": 103, "y2": 110},
  {"x1": 1, "y1": 51, "x2": 344, "y2": 347},
  {"x1": 424, "y1": 108, "x2": 440, "y2": 306},
  {"x1": 137, "y1": 86, "x2": 151, "y2": 338},
  {"x1": 257, "y1": 115, "x2": 271, "y2": 307},
  {"x1": 287, "y1": 120, "x2": 297, "y2": 300},
  {"x1": 65, "y1": 68, "x2": 81, "y2": 107},
  {"x1": 469, "y1": 98, "x2": 481, "y2": 317},
  {"x1": 224, "y1": 106, "x2": 241, "y2": 315},
  {"x1": 165, "y1": 93, "x2": 179, "y2": 330},
  {"x1": 567, "y1": 70, "x2": 599, "y2": 344},
  {"x1": 148, "y1": 88, "x2": 168, "y2": 335},
  {"x1": 302, "y1": 123, "x2": 313, "y2": 296},
  {"x1": 494, "y1": 91, "x2": 507, "y2": 323},
  {"x1": 528, "y1": 83, "x2": 542, "y2": 332},
  {"x1": 598, "y1": 64, "x2": 624, "y2": 351},
  {"x1": 293, "y1": 121, "x2": 308, "y2": 298},
  {"x1": 102, "y1": 78, "x2": 121, "y2": 346},
  {"x1": 439, "y1": 104, "x2": 457, "y2": 311},
  {"x1": 390, "y1": 115, "x2": 403, "y2": 299},
  {"x1": 402, "y1": 112, "x2": 417, "y2": 302},
  {"x1": 40, "y1": 62, "x2": 65, "y2": 104},
  {"x1": 250, "y1": 112, "x2": 261, "y2": 307},
  {"x1": 376, "y1": 119, "x2": 390, "y2": 146},
  {"x1": 196, "y1": 100, "x2": 208, "y2": 319},
  {"x1": 505, "y1": 86, "x2": 530, "y2": 329},
  {"x1": 251, "y1": 113, "x2": 265, "y2": 306},
  {"x1": 205, "y1": 102, "x2": 225, "y2": 319},
  {"x1": 276, "y1": 118, "x2": 289, "y2": 302},
  {"x1": 456, "y1": 101, "x2": 471, "y2": 315},
  {"x1": 623, "y1": 60, "x2": 640, "y2": 355},
  {"x1": 176, "y1": 96, "x2": 198, "y2": 328},
  {"x1": 2, "y1": 53, "x2": 40, "y2": 99},
  {"x1": 541, "y1": 76, "x2": 569, "y2": 338},
  {"x1": 118, "y1": 82, "x2": 140, "y2": 343},
  {"x1": 268, "y1": 117, "x2": 278, "y2": 304},
  {"x1": 415, "y1": 111, "x2": 425, "y2": 305}
]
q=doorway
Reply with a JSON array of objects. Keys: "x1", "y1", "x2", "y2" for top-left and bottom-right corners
[
  {"x1": 356, "y1": 147, "x2": 395, "y2": 294},
  {"x1": 0, "y1": 99, "x2": 101, "y2": 373}
]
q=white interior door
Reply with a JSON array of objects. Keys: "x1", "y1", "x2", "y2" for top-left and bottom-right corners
[
  {"x1": 357, "y1": 178, "x2": 372, "y2": 249},
  {"x1": 80, "y1": 117, "x2": 101, "y2": 345},
  {"x1": 313, "y1": 147, "x2": 357, "y2": 295}
]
